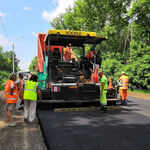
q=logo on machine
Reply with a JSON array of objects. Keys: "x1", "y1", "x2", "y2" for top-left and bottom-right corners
[{"x1": 65, "y1": 31, "x2": 81, "y2": 36}]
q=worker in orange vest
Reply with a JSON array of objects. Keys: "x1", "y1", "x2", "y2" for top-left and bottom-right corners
[
  {"x1": 86, "y1": 49, "x2": 94, "y2": 60},
  {"x1": 119, "y1": 71, "x2": 129, "y2": 106},
  {"x1": 4, "y1": 73, "x2": 18, "y2": 127},
  {"x1": 91, "y1": 67, "x2": 99, "y2": 83},
  {"x1": 16, "y1": 73, "x2": 24, "y2": 110}
]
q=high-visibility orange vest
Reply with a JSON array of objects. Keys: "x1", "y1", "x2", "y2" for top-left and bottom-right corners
[
  {"x1": 94, "y1": 69, "x2": 98, "y2": 83},
  {"x1": 90, "y1": 69, "x2": 99, "y2": 83},
  {"x1": 120, "y1": 75, "x2": 129, "y2": 90},
  {"x1": 18, "y1": 79, "x2": 24, "y2": 99},
  {"x1": 86, "y1": 51, "x2": 94, "y2": 59},
  {"x1": 5, "y1": 80, "x2": 18, "y2": 103}
]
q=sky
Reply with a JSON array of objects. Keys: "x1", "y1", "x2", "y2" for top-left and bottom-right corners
[{"x1": 0, "y1": 0, "x2": 76, "y2": 71}]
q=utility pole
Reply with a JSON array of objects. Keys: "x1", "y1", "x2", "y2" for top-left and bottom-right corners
[
  {"x1": 12, "y1": 36, "x2": 24, "y2": 73},
  {"x1": 12, "y1": 43, "x2": 15, "y2": 73}
]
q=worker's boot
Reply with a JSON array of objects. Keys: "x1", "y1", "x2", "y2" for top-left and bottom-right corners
[
  {"x1": 100, "y1": 105, "x2": 107, "y2": 112},
  {"x1": 103, "y1": 106, "x2": 107, "y2": 112},
  {"x1": 100, "y1": 106, "x2": 104, "y2": 111}
]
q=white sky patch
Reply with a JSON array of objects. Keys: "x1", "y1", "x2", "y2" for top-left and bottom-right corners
[
  {"x1": 23, "y1": 7, "x2": 31, "y2": 11},
  {"x1": 16, "y1": 13, "x2": 23, "y2": 17},
  {"x1": 0, "y1": 34, "x2": 12, "y2": 48},
  {"x1": 52, "y1": 0, "x2": 57, "y2": 4},
  {"x1": 19, "y1": 62, "x2": 30, "y2": 71},
  {"x1": 0, "y1": 12, "x2": 6, "y2": 17},
  {"x1": 42, "y1": 0, "x2": 76, "y2": 21},
  {"x1": 32, "y1": 32, "x2": 37, "y2": 37}
]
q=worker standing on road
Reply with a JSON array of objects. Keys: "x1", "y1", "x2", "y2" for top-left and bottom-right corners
[
  {"x1": 119, "y1": 71, "x2": 129, "y2": 106},
  {"x1": 98, "y1": 70, "x2": 108, "y2": 111},
  {"x1": 16, "y1": 73, "x2": 24, "y2": 110},
  {"x1": 4, "y1": 73, "x2": 18, "y2": 127},
  {"x1": 23, "y1": 74, "x2": 42, "y2": 123}
]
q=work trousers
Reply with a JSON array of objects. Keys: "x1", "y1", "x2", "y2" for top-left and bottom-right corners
[
  {"x1": 100, "y1": 90, "x2": 107, "y2": 106},
  {"x1": 24, "y1": 100, "x2": 37, "y2": 122},
  {"x1": 120, "y1": 89, "x2": 128, "y2": 101}
]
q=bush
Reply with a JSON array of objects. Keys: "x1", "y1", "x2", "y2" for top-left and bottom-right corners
[
  {"x1": 122, "y1": 41, "x2": 150, "y2": 90},
  {"x1": 0, "y1": 71, "x2": 9, "y2": 90},
  {"x1": 101, "y1": 58, "x2": 124, "y2": 82}
]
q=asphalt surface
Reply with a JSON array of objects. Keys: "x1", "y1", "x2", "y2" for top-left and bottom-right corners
[{"x1": 37, "y1": 96, "x2": 150, "y2": 150}]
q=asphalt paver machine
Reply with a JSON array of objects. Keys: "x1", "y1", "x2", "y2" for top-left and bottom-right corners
[{"x1": 37, "y1": 30, "x2": 118, "y2": 104}]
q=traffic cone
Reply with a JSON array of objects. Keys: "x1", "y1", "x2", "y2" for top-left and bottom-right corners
[{"x1": 107, "y1": 78, "x2": 114, "y2": 89}]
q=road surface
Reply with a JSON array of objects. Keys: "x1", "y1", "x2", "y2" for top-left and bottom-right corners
[{"x1": 38, "y1": 96, "x2": 150, "y2": 150}]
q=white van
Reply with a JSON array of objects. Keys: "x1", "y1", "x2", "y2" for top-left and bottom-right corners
[{"x1": 17, "y1": 71, "x2": 30, "y2": 80}]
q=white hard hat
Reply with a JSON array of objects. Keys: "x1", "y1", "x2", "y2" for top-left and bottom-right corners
[{"x1": 121, "y1": 71, "x2": 125, "y2": 74}]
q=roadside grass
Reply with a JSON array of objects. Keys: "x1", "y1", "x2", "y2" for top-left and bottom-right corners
[{"x1": 128, "y1": 89, "x2": 150, "y2": 95}]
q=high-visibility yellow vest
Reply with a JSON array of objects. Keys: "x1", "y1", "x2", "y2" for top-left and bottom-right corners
[{"x1": 23, "y1": 80, "x2": 38, "y2": 101}]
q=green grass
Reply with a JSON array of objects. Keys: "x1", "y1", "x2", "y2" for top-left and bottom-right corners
[{"x1": 128, "y1": 89, "x2": 150, "y2": 95}]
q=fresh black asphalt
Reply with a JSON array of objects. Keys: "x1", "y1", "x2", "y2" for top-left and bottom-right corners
[{"x1": 37, "y1": 97, "x2": 150, "y2": 150}]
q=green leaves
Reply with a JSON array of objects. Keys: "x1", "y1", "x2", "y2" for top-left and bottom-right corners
[
  {"x1": 128, "y1": 0, "x2": 150, "y2": 44},
  {"x1": 0, "y1": 71, "x2": 9, "y2": 90},
  {"x1": 49, "y1": 0, "x2": 150, "y2": 90},
  {"x1": 0, "y1": 47, "x2": 20, "y2": 89},
  {"x1": 101, "y1": 58, "x2": 123, "y2": 81},
  {"x1": 28, "y1": 56, "x2": 37, "y2": 72},
  {"x1": 123, "y1": 41, "x2": 150, "y2": 90}
]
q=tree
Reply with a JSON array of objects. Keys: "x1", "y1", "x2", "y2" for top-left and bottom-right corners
[
  {"x1": 124, "y1": 40, "x2": 150, "y2": 90},
  {"x1": 51, "y1": 0, "x2": 132, "y2": 60},
  {"x1": 128, "y1": 0, "x2": 150, "y2": 45},
  {"x1": 50, "y1": 0, "x2": 150, "y2": 91},
  {"x1": 50, "y1": 14, "x2": 67, "y2": 30},
  {"x1": 0, "y1": 48, "x2": 8, "y2": 71},
  {"x1": 3, "y1": 51, "x2": 20, "y2": 72},
  {"x1": 28, "y1": 56, "x2": 37, "y2": 72},
  {"x1": 0, "y1": 46, "x2": 20, "y2": 89}
]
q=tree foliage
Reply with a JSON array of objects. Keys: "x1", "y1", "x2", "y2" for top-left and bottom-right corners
[
  {"x1": 28, "y1": 56, "x2": 37, "y2": 72},
  {"x1": 128, "y1": 0, "x2": 150, "y2": 45},
  {"x1": 0, "y1": 46, "x2": 20, "y2": 90},
  {"x1": 49, "y1": 0, "x2": 150, "y2": 90}
]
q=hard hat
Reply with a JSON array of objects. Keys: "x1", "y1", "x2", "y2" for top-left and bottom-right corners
[{"x1": 121, "y1": 71, "x2": 125, "y2": 74}]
